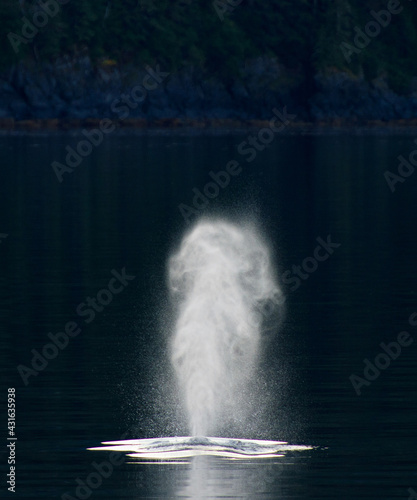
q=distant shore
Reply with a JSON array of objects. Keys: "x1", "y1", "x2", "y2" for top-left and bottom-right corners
[
  {"x1": 3, "y1": 58, "x2": 417, "y2": 132},
  {"x1": 2, "y1": 117, "x2": 417, "y2": 132}
]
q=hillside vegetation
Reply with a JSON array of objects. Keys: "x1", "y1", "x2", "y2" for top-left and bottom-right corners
[{"x1": 2, "y1": 0, "x2": 417, "y2": 94}]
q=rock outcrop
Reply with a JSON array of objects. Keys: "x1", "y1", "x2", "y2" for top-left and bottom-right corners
[{"x1": 1, "y1": 56, "x2": 416, "y2": 124}]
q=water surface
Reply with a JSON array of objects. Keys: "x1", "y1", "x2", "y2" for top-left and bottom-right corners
[{"x1": 1, "y1": 130, "x2": 417, "y2": 499}]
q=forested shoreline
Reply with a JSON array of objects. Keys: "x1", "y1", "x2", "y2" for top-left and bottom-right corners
[{"x1": 1, "y1": 0, "x2": 417, "y2": 125}]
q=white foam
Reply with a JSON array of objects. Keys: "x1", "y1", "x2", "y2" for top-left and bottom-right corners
[{"x1": 87, "y1": 436, "x2": 312, "y2": 460}]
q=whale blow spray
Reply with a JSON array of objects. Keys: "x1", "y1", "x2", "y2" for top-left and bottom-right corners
[{"x1": 168, "y1": 219, "x2": 283, "y2": 436}]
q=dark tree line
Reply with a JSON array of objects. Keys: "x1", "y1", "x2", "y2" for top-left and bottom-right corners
[{"x1": 2, "y1": 0, "x2": 417, "y2": 93}]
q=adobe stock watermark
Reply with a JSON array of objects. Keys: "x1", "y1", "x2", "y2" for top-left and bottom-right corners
[
  {"x1": 17, "y1": 268, "x2": 135, "y2": 386},
  {"x1": 237, "y1": 107, "x2": 296, "y2": 163},
  {"x1": 0, "y1": 233, "x2": 8, "y2": 244},
  {"x1": 52, "y1": 64, "x2": 170, "y2": 183},
  {"x1": 340, "y1": 0, "x2": 407, "y2": 63},
  {"x1": 178, "y1": 106, "x2": 296, "y2": 224},
  {"x1": 178, "y1": 160, "x2": 242, "y2": 223},
  {"x1": 213, "y1": 0, "x2": 244, "y2": 21},
  {"x1": 61, "y1": 453, "x2": 124, "y2": 500},
  {"x1": 384, "y1": 139, "x2": 417, "y2": 192},
  {"x1": 409, "y1": 487, "x2": 417, "y2": 499},
  {"x1": 8, "y1": 0, "x2": 70, "y2": 54},
  {"x1": 62, "y1": 428, "x2": 135, "y2": 500},
  {"x1": 282, "y1": 236, "x2": 341, "y2": 292},
  {"x1": 349, "y1": 312, "x2": 416, "y2": 395}
]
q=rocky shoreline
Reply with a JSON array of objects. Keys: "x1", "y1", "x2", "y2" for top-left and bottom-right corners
[
  {"x1": 1, "y1": 56, "x2": 417, "y2": 128},
  {"x1": 2, "y1": 117, "x2": 417, "y2": 132}
]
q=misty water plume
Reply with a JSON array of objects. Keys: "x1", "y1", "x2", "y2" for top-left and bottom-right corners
[{"x1": 168, "y1": 219, "x2": 283, "y2": 436}]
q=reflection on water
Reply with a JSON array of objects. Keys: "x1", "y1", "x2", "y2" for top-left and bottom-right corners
[
  {"x1": 177, "y1": 456, "x2": 283, "y2": 499},
  {"x1": 89, "y1": 436, "x2": 312, "y2": 498},
  {"x1": 89, "y1": 437, "x2": 313, "y2": 498},
  {"x1": 124, "y1": 454, "x2": 311, "y2": 499}
]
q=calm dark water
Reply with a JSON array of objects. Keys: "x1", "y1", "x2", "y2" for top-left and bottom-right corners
[{"x1": 1, "y1": 130, "x2": 417, "y2": 499}]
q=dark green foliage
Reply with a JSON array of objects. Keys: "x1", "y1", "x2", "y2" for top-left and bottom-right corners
[{"x1": 1, "y1": 0, "x2": 416, "y2": 93}]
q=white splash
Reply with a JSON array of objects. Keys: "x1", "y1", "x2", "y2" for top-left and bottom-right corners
[
  {"x1": 168, "y1": 219, "x2": 283, "y2": 436},
  {"x1": 87, "y1": 436, "x2": 312, "y2": 459}
]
